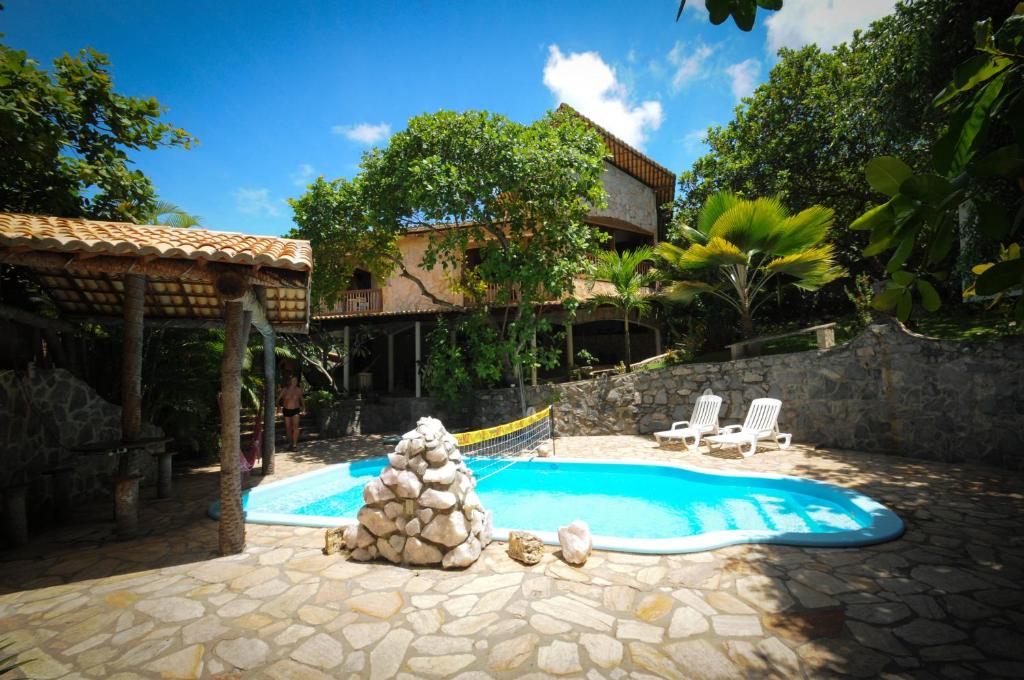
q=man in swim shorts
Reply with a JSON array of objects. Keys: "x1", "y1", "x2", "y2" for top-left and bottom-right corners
[{"x1": 277, "y1": 376, "x2": 305, "y2": 451}]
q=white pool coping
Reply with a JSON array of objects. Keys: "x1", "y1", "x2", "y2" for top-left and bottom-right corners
[{"x1": 209, "y1": 456, "x2": 904, "y2": 554}]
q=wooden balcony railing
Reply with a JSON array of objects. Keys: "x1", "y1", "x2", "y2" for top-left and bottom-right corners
[{"x1": 323, "y1": 288, "x2": 383, "y2": 316}]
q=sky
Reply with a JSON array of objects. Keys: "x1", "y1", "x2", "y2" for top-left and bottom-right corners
[{"x1": 3, "y1": 0, "x2": 898, "y2": 237}]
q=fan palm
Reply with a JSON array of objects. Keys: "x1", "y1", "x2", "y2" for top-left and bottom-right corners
[
  {"x1": 587, "y1": 246, "x2": 657, "y2": 371},
  {"x1": 657, "y1": 192, "x2": 845, "y2": 338},
  {"x1": 141, "y1": 200, "x2": 203, "y2": 228}
]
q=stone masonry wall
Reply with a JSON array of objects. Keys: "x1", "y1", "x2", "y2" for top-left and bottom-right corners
[
  {"x1": 0, "y1": 368, "x2": 160, "y2": 519},
  {"x1": 475, "y1": 321, "x2": 1024, "y2": 469}
]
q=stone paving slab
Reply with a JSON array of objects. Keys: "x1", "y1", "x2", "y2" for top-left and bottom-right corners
[{"x1": 2, "y1": 434, "x2": 1023, "y2": 678}]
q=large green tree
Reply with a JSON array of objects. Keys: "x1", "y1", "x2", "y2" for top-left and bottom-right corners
[
  {"x1": 673, "y1": 0, "x2": 1019, "y2": 295},
  {"x1": 289, "y1": 108, "x2": 609, "y2": 407},
  {"x1": 659, "y1": 192, "x2": 845, "y2": 337},
  {"x1": 0, "y1": 43, "x2": 195, "y2": 220}
]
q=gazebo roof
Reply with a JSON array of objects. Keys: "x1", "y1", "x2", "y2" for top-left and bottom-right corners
[{"x1": 0, "y1": 213, "x2": 313, "y2": 333}]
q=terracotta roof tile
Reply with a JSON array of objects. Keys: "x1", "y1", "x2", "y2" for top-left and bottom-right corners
[{"x1": 0, "y1": 213, "x2": 312, "y2": 272}]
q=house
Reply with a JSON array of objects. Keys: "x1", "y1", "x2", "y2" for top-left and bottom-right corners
[{"x1": 313, "y1": 106, "x2": 675, "y2": 396}]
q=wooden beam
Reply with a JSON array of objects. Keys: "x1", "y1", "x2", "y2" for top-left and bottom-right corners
[
  {"x1": 219, "y1": 300, "x2": 246, "y2": 555},
  {"x1": 0, "y1": 250, "x2": 307, "y2": 289},
  {"x1": 122, "y1": 274, "x2": 145, "y2": 442},
  {"x1": 0, "y1": 303, "x2": 79, "y2": 334}
]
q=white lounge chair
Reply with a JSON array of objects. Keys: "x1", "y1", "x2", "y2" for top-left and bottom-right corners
[
  {"x1": 705, "y1": 397, "x2": 792, "y2": 458},
  {"x1": 653, "y1": 394, "x2": 722, "y2": 451}
]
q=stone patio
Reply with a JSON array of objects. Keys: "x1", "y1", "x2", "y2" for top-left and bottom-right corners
[{"x1": 2, "y1": 435, "x2": 1023, "y2": 679}]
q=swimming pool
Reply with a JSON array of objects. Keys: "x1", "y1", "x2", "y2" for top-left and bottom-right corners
[{"x1": 210, "y1": 456, "x2": 903, "y2": 553}]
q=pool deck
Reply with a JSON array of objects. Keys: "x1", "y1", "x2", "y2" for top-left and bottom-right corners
[{"x1": 2, "y1": 435, "x2": 1023, "y2": 679}]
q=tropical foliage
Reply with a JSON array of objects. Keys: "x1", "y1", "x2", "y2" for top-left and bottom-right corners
[
  {"x1": 588, "y1": 247, "x2": 658, "y2": 371},
  {"x1": 673, "y1": 0, "x2": 1019, "y2": 309},
  {"x1": 659, "y1": 192, "x2": 845, "y2": 337},
  {"x1": 676, "y1": 0, "x2": 781, "y2": 31},
  {"x1": 851, "y1": 6, "x2": 1024, "y2": 321},
  {"x1": 0, "y1": 42, "x2": 195, "y2": 221},
  {"x1": 140, "y1": 200, "x2": 203, "y2": 228}
]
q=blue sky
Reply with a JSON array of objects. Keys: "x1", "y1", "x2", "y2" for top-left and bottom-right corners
[{"x1": 3, "y1": 0, "x2": 897, "y2": 236}]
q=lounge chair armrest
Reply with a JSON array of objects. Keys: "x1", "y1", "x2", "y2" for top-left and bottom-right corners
[
  {"x1": 719, "y1": 424, "x2": 743, "y2": 434},
  {"x1": 670, "y1": 421, "x2": 690, "y2": 430}
]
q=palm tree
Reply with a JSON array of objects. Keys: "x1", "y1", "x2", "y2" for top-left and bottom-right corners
[
  {"x1": 141, "y1": 200, "x2": 203, "y2": 228},
  {"x1": 588, "y1": 246, "x2": 657, "y2": 372},
  {"x1": 657, "y1": 192, "x2": 845, "y2": 338}
]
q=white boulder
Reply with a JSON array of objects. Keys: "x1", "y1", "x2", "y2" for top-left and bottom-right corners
[{"x1": 558, "y1": 520, "x2": 592, "y2": 566}]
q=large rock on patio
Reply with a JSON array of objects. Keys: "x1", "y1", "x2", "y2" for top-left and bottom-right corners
[
  {"x1": 507, "y1": 530, "x2": 545, "y2": 565},
  {"x1": 345, "y1": 417, "x2": 492, "y2": 569},
  {"x1": 558, "y1": 520, "x2": 592, "y2": 566}
]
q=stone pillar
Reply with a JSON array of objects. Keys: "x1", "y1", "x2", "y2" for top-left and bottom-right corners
[
  {"x1": 655, "y1": 327, "x2": 662, "y2": 355},
  {"x1": 343, "y1": 326, "x2": 351, "y2": 393},
  {"x1": 414, "y1": 321, "x2": 422, "y2": 398},
  {"x1": 816, "y1": 326, "x2": 836, "y2": 350},
  {"x1": 114, "y1": 475, "x2": 141, "y2": 536},
  {"x1": 387, "y1": 332, "x2": 395, "y2": 393},
  {"x1": 566, "y1": 322, "x2": 574, "y2": 368},
  {"x1": 156, "y1": 451, "x2": 175, "y2": 498}
]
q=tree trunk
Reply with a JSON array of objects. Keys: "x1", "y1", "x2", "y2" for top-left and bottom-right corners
[
  {"x1": 262, "y1": 331, "x2": 276, "y2": 476},
  {"x1": 219, "y1": 301, "x2": 246, "y2": 555},
  {"x1": 122, "y1": 274, "x2": 145, "y2": 441},
  {"x1": 740, "y1": 306, "x2": 754, "y2": 339},
  {"x1": 623, "y1": 312, "x2": 632, "y2": 372}
]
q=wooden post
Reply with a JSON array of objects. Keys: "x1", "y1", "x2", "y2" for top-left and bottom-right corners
[
  {"x1": 566, "y1": 322, "x2": 574, "y2": 368},
  {"x1": 387, "y1": 332, "x2": 394, "y2": 393},
  {"x1": 219, "y1": 301, "x2": 246, "y2": 555},
  {"x1": 816, "y1": 326, "x2": 836, "y2": 350},
  {"x1": 343, "y1": 326, "x2": 350, "y2": 393},
  {"x1": 261, "y1": 329, "x2": 276, "y2": 475},
  {"x1": 530, "y1": 332, "x2": 538, "y2": 387},
  {"x1": 121, "y1": 274, "x2": 145, "y2": 442},
  {"x1": 414, "y1": 321, "x2": 422, "y2": 398},
  {"x1": 655, "y1": 327, "x2": 662, "y2": 355}
]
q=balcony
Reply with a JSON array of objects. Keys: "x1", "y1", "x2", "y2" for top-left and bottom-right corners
[{"x1": 323, "y1": 288, "x2": 383, "y2": 316}]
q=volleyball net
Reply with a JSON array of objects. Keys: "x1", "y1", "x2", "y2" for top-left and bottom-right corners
[{"x1": 454, "y1": 406, "x2": 552, "y2": 481}]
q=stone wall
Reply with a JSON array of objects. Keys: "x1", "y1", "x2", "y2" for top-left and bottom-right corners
[
  {"x1": 0, "y1": 368, "x2": 160, "y2": 520},
  {"x1": 590, "y1": 162, "x2": 658, "y2": 234},
  {"x1": 474, "y1": 321, "x2": 1024, "y2": 469}
]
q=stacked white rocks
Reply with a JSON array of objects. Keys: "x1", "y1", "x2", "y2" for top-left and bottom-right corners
[{"x1": 345, "y1": 417, "x2": 492, "y2": 569}]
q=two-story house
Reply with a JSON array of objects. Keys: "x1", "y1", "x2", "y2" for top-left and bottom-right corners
[{"x1": 314, "y1": 106, "x2": 675, "y2": 396}]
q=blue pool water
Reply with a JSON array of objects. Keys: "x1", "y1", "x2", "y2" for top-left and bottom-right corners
[{"x1": 213, "y1": 456, "x2": 903, "y2": 553}]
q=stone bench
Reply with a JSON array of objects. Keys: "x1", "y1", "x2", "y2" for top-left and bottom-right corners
[{"x1": 725, "y1": 322, "x2": 837, "y2": 360}]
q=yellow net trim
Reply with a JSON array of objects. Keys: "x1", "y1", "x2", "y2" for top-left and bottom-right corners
[{"x1": 454, "y1": 406, "x2": 551, "y2": 447}]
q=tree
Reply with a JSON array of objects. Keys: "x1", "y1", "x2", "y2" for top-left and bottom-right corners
[
  {"x1": 140, "y1": 200, "x2": 203, "y2": 228},
  {"x1": 0, "y1": 43, "x2": 195, "y2": 221},
  {"x1": 288, "y1": 108, "x2": 609, "y2": 410},
  {"x1": 587, "y1": 247, "x2": 657, "y2": 371},
  {"x1": 658, "y1": 192, "x2": 846, "y2": 337},
  {"x1": 676, "y1": 0, "x2": 781, "y2": 31},
  {"x1": 673, "y1": 1, "x2": 1019, "y2": 305},
  {"x1": 851, "y1": 6, "x2": 1024, "y2": 322}
]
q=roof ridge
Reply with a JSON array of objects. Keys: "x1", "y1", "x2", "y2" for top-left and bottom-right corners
[{"x1": 556, "y1": 103, "x2": 676, "y2": 181}]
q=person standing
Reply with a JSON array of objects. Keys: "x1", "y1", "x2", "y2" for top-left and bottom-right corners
[{"x1": 277, "y1": 376, "x2": 305, "y2": 451}]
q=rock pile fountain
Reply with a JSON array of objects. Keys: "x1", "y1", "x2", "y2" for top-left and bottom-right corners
[{"x1": 344, "y1": 417, "x2": 492, "y2": 568}]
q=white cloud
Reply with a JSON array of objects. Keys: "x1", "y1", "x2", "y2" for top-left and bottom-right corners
[
  {"x1": 725, "y1": 59, "x2": 760, "y2": 101},
  {"x1": 331, "y1": 122, "x2": 392, "y2": 145},
  {"x1": 667, "y1": 41, "x2": 715, "y2": 92},
  {"x1": 543, "y1": 45, "x2": 663, "y2": 148},
  {"x1": 764, "y1": 0, "x2": 898, "y2": 54},
  {"x1": 233, "y1": 188, "x2": 280, "y2": 217},
  {"x1": 290, "y1": 163, "x2": 316, "y2": 187},
  {"x1": 683, "y1": 128, "x2": 709, "y2": 153}
]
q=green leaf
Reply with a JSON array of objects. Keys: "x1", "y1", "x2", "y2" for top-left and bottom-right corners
[
  {"x1": 974, "y1": 18, "x2": 995, "y2": 51},
  {"x1": 932, "y1": 54, "x2": 1012, "y2": 107},
  {"x1": 976, "y1": 200, "x2": 1013, "y2": 240},
  {"x1": 872, "y1": 287, "x2": 902, "y2": 311},
  {"x1": 972, "y1": 144, "x2": 1024, "y2": 177},
  {"x1": 933, "y1": 71, "x2": 1008, "y2": 177},
  {"x1": 850, "y1": 201, "x2": 893, "y2": 231},
  {"x1": 756, "y1": 0, "x2": 783, "y2": 9},
  {"x1": 731, "y1": 2, "x2": 757, "y2": 31},
  {"x1": 916, "y1": 279, "x2": 941, "y2": 312},
  {"x1": 899, "y1": 174, "x2": 953, "y2": 204},
  {"x1": 863, "y1": 234, "x2": 893, "y2": 257},
  {"x1": 865, "y1": 156, "x2": 913, "y2": 197},
  {"x1": 891, "y1": 270, "x2": 915, "y2": 285},
  {"x1": 705, "y1": 0, "x2": 731, "y2": 25},
  {"x1": 896, "y1": 290, "x2": 912, "y2": 321},
  {"x1": 926, "y1": 216, "x2": 956, "y2": 265},
  {"x1": 994, "y1": 13, "x2": 1024, "y2": 53},
  {"x1": 886, "y1": 235, "x2": 915, "y2": 273},
  {"x1": 975, "y1": 259, "x2": 1024, "y2": 296}
]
